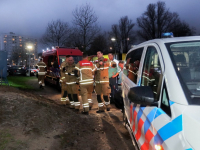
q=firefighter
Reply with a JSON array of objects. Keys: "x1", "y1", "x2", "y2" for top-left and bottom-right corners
[
  {"x1": 60, "y1": 55, "x2": 70, "y2": 105},
  {"x1": 63, "y1": 56, "x2": 80, "y2": 110},
  {"x1": 94, "y1": 51, "x2": 111, "y2": 113},
  {"x1": 36, "y1": 58, "x2": 47, "y2": 89},
  {"x1": 75, "y1": 53, "x2": 95, "y2": 115}
]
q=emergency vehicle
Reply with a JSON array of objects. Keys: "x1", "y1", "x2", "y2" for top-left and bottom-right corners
[
  {"x1": 122, "y1": 36, "x2": 200, "y2": 150},
  {"x1": 42, "y1": 47, "x2": 82, "y2": 90}
]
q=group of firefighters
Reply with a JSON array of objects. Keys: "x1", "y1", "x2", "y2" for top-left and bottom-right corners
[{"x1": 36, "y1": 51, "x2": 123, "y2": 115}]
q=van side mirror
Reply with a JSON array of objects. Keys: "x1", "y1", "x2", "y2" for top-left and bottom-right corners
[{"x1": 128, "y1": 86, "x2": 155, "y2": 105}]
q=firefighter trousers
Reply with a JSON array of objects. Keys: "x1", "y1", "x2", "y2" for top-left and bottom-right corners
[
  {"x1": 95, "y1": 83, "x2": 111, "y2": 110},
  {"x1": 38, "y1": 75, "x2": 45, "y2": 86},
  {"x1": 80, "y1": 83, "x2": 93, "y2": 112},
  {"x1": 61, "y1": 83, "x2": 69, "y2": 105},
  {"x1": 67, "y1": 84, "x2": 80, "y2": 109}
]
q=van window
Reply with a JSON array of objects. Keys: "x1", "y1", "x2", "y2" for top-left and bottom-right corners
[
  {"x1": 53, "y1": 56, "x2": 59, "y2": 68},
  {"x1": 161, "y1": 81, "x2": 171, "y2": 117},
  {"x1": 59, "y1": 56, "x2": 82, "y2": 65},
  {"x1": 165, "y1": 41, "x2": 200, "y2": 105},
  {"x1": 141, "y1": 46, "x2": 162, "y2": 101},
  {"x1": 124, "y1": 47, "x2": 143, "y2": 84},
  {"x1": 48, "y1": 55, "x2": 54, "y2": 67}
]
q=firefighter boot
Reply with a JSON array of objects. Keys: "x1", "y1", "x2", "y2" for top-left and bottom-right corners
[
  {"x1": 104, "y1": 95, "x2": 111, "y2": 111},
  {"x1": 61, "y1": 98, "x2": 67, "y2": 105},
  {"x1": 68, "y1": 94, "x2": 74, "y2": 109},
  {"x1": 73, "y1": 94, "x2": 80, "y2": 111},
  {"x1": 82, "y1": 103, "x2": 89, "y2": 115},
  {"x1": 88, "y1": 99, "x2": 93, "y2": 110},
  {"x1": 96, "y1": 95, "x2": 105, "y2": 113},
  {"x1": 66, "y1": 97, "x2": 70, "y2": 105}
]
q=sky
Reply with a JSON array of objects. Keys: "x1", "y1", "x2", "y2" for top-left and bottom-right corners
[{"x1": 0, "y1": 0, "x2": 200, "y2": 51}]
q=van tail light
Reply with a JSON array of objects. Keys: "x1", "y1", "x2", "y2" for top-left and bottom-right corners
[{"x1": 155, "y1": 144, "x2": 163, "y2": 150}]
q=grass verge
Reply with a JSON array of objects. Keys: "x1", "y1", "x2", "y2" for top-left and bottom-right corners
[{"x1": 1, "y1": 76, "x2": 36, "y2": 89}]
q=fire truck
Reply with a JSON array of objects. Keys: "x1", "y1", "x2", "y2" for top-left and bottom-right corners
[{"x1": 42, "y1": 47, "x2": 83, "y2": 90}]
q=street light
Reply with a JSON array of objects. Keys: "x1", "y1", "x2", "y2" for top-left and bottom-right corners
[
  {"x1": 111, "y1": 37, "x2": 117, "y2": 58},
  {"x1": 111, "y1": 37, "x2": 116, "y2": 41},
  {"x1": 27, "y1": 45, "x2": 33, "y2": 76}
]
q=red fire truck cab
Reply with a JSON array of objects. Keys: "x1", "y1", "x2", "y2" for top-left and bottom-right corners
[{"x1": 42, "y1": 47, "x2": 83, "y2": 90}]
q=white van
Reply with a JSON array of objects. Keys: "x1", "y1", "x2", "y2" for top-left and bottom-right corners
[{"x1": 122, "y1": 36, "x2": 200, "y2": 150}]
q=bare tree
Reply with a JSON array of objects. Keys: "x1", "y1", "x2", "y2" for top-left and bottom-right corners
[
  {"x1": 72, "y1": 3, "x2": 100, "y2": 51},
  {"x1": 89, "y1": 33, "x2": 108, "y2": 55},
  {"x1": 137, "y1": 1, "x2": 195, "y2": 40},
  {"x1": 41, "y1": 19, "x2": 70, "y2": 47},
  {"x1": 170, "y1": 20, "x2": 195, "y2": 37},
  {"x1": 110, "y1": 16, "x2": 135, "y2": 55}
]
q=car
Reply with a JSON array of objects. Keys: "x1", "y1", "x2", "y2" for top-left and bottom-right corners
[
  {"x1": 7, "y1": 66, "x2": 26, "y2": 76},
  {"x1": 25, "y1": 67, "x2": 39, "y2": 76},
  {"x1": 121, "y1": 36, "x2": 200, "y2": 150}
]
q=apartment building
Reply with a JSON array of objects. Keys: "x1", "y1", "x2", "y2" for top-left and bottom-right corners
[{"x1": 0, "y1": 32, "x2": 38, "y2": 66}]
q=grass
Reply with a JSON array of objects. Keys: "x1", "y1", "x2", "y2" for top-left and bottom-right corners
[
  {"x1": 1, "y1": 76, "x2": 36, "y2": 89},
  {"x1": 0, "y1": 130, "x2": 13, "y2": 150},
  {"x1": 0, "y1": 130, "x2": 27, "y2": 150}
]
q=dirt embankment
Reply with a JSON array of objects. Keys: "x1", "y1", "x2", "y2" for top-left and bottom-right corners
[{"x1": 0, "y1": 86, "x2": 134, "y2": 150}]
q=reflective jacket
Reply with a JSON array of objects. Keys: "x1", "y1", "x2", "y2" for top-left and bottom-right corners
[
  {"x1": 60, "y1": 61, "x2": 68, "y2": 83},
  {"x1": 75, "y1": 59, "x2": 95, "y2": 85},
  {"x1": 94, "y1": 57, "x2": 110, "y2": 84},
  {"x1": 64, "y1": 63, "x2": 78, "y2": 85},
  {"x1": 36, "y1": 62, "x2": 46, "y2": 75}
]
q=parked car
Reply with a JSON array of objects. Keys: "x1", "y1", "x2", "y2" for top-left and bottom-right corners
[
  {"x1": 7, "y1": 66, "x2": 26, "y2": 76},
  {"x1": 24, "y1": 67, "x2": 39, "y2": 76},
  {"x1": 121, "y1": 36, "x2": 200, "y2": 150}
]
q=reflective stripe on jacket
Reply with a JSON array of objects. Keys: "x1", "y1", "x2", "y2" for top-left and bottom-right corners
[
  {"x1": 60, "y1": 61, "x2": 68, "y2": 82},
  {"x1": 94, "y1": 57, "x2": 110, "y2": 84},
  {"x1": 75, "y1": 59, "x2": 95, "y2": 84},
  {"x1": 64, "y1": 63, "x2": 78, "y2": 85},
  {"x1": 36, "y1": 62, "x2": 46, "y2": 75}
]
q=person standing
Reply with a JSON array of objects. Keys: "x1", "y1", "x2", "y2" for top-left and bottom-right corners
[
  {"x1": 75, "y1": 53, "x2": 95, "y2": 115},
  {"x1": 36, "y1": 58, "x2": 47, "y2": 89},
  {"x1": 108, "y1": 53, "x2": 120, "y2": 102},
  {"x1": 94, "y1": 51, "x2": 111, "y2": 113},
  {"x1": 60, "y1": 55, "x2": 70, "y2": 105},
  {"x1": 64, "y1": 56, "x2": 80, "y2": 110},
  {"x1": 118, "y1": 60, "x2": 125, "y2": 85}
]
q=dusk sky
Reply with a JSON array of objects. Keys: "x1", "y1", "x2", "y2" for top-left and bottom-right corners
[{"x1": 1, "y1": 0, "x2": 200, "y2": 51}]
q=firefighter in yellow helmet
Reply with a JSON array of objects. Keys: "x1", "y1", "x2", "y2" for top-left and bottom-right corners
[
  {"x1": 74, "y1": 53, "x2": 95, "y2": 115},
  {"x1": 94, "y1": 51, "x2": 111, "y2": 113},
  {"x1": 63, "y1": 56, "x2": 80, "y2": 110},
  {"x1": 59, "y1": 55, "x2": 70, "y2": 105},
  {"x1": 36, "y1": 58, "x2": 47, "y2": 89}
]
